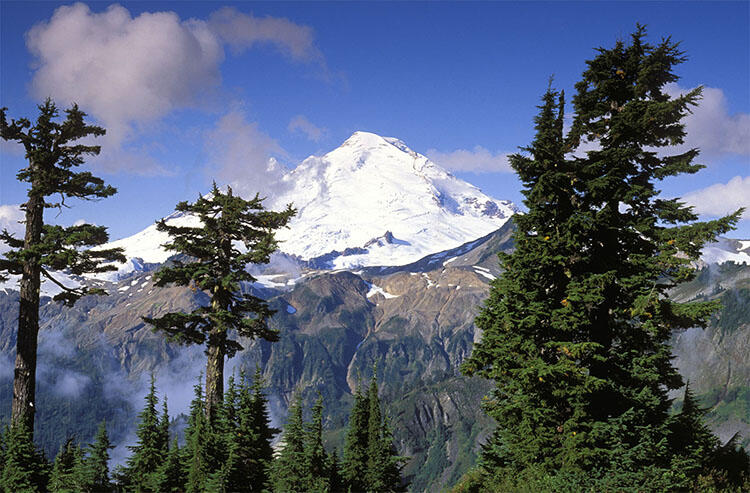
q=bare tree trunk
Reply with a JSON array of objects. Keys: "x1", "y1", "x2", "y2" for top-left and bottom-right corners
[
  {"x1": 12, "y1": 191, "x2": 43, "y2": 431},
  {"x1": 204, "y1": 332, "x2": 225, "y2": 425}
]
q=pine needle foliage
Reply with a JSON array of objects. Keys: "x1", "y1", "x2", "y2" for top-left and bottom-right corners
[
  {"x1": 462, "y1": 26, "x2": 745, "y2": 488},
  {"x1": 0, "y1": 100, "x2": 125, "y2": 431},
  {"x1": 144, "y1": 183, "x2": 295, "y2": 423}
]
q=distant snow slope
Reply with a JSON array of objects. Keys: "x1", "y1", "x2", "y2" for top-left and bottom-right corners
[{"x1": 701, "y1": 237, "x2": 750, "y2": 265}]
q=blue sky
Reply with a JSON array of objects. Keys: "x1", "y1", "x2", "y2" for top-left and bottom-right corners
[{"x1": 1, "y1": 1, "x2": 748, "y2": 240}]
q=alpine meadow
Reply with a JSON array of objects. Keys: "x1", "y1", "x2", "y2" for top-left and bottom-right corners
[{"x1": 1, "y1": 3, "x2": 749, "y2": 493}]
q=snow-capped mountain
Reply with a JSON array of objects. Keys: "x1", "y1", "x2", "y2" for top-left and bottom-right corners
[
  {"x1": 700, "y1": 237, "x2": 750, "y2": 266},
  {"x1": 270, "y1": 131, "x2": 516, "y2": 268},
  {"x1": 102, "y1": 131, "x2": 518, "y2": 271}
]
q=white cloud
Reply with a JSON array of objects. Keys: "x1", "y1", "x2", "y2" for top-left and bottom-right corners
[
  {"x1": 204, "y1": 109, "x2": 290, "y2": 199},
  {"x1": 288, "y1": 114, "x2": 326, "y2": 142},
  {"x1": 665, "y1": 83, "x2": 750, "y2": 157},
  {"x1": 27, "y1": 3, "x2": 223, "y2": 146},
  {"x1": 0, "y1": 204, "x2": 24, "y2": 254},
  {"x1": 426, "y1": 146, "x2": 514, "y2": 173},
  {"x1": 208, "y1": 7, "x2": 322, "y2": 63},
  {"x1": 683, "y1": 176, "x2": 750, "y2": 220},
  {"x1": 25, "y1": 3, "x2": 323, "y2": 174}
]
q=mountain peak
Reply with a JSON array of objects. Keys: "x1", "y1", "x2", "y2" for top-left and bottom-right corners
[
  {"x1": 339, "y1": 131, "x2": 418, "y2": 158},
  {"x1": 273, "y1": 132, "x2": 517, "y2": 268}
]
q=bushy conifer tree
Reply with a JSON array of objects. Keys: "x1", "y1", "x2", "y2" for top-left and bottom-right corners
[
  {"x1": 0, "y1": 101, "x2": 125, "y2": 433},
  {"x1": 462, "y1": 26, "x2": 746, "y2": 489}
]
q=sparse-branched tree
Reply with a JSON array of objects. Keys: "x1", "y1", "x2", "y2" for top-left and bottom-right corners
[
  {"x1": 144, "y1": 183, "x2": 294, "y2": 423},
  {"x1": 0, "y1": 100, "x2": 125, "y2": 432},
  {"x1": 462, "y1": 26, "x2": 746, "y2": 489}
]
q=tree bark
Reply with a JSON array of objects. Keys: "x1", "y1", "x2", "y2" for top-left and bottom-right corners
[
  {"x1": 204, "y1": 331, "x2": 225, "y2": 425},
  {"x1": 12, "y1": 191, "x2": 43, "y2": 431}
]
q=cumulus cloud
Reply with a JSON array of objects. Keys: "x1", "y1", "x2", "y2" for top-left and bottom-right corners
[
  {"x1": 288, "y1": 114, "x2": 326, "y2": 142},
  {"x1": 682, "y1": 176, "x2": 750, "y2": 220},
  {"x1": 25, "y1": 3, "x2": 324, "y2": 174},
  {"x1": 426, "y1": 146, "x2": 514, "y2": 173},
  {"x1": 208, "y1": 7, "x2": 322, "y2": 63},
  {"x1": 27, "y1": 3, "x2": 223, "y2": 146},
  {"x1": 0, "y1": 204, "x2": 24, "y2": 254},
  {"x1": 665, "y1": 83, "x2": 750, "y2": 157},
  {"x1": 204, "y1": 109, "x2": 290, "y2": 199}
]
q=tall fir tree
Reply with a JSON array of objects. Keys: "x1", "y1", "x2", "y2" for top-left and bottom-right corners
[
  {"x1": 48, "y1": 438, "x2": 82, "y2": 492},
  {"x1": 223, "y1": 368, "x2": 278, "y2": 492},
  {"x1": 462, "y1": 26, "x2": 745, "y2": 489},
  {"x1": 303, "y1": 394, "x2": 329, "y2": 492},
  {"x1": 341, "y1": 379, "x2": 369, "y2": 492},
  {"x1": 0, "y1": 100, "x2": 125, "y2": 433},
  {"x1": 184, "y1": 379, "x2": 214, "y2": 493},
  {"x1": 0, "y1": 422, "x2": 49, "y2": 492},
  {"x1": 126, "y1": 375, "x2": 163, "y2": 491},
  {"x1": 81, "y1": 421, "x2": 112, "y2": 493},
  {"x1": 270, "y1": 393, "x2": 308, "y2": 491},
  {"x1": 364, "y1": 372, "x2": 406, "y2": 493},
  {"x1": 153, "y1": 438, "x2": 185, "y2": 493},
  {"x1": 342, "y1": 372, "x2": 406, "y2": 493},
  {"x1": 144, "y1": 183, "x2": 294, "y2": 423}
]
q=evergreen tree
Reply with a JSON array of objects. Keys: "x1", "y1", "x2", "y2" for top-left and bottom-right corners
[
  {"x1": 303, "y1": 394, "x2": 329, "y2": 492},
  {"x1": 0, "y1": 423, "x2": 49, "y2": 492},
  {"x1": 0, "y1": 100, "x2": 125, "y2": 432},
  {"x1": 341, "y1": 379, "x2": 369, "y2": 492},
  {"x1": 144, "y1": 183, "x2": 294, "y2": 423},
  {"x1": 153, "y1": 438, "x2": 185, "y2": 493},
  {"x1": 158, "y1": 396, "x2": 171, "y2": 455},
  {"x1": 184, "y1": 379, "x2": 213, "y2": 493},
  {"x1": 270, "y1": 394, "x2": 307, "y2": 491},
  {"x1": 223, "y1": 368, "x2": 278, "y2": 492},
  {"x1": 82, "y1": 421, "x2": 112, "y2": 492},
  {"x1": 126, "y1": 375, "x2": 163, "y2": 491},
  {"x1": 327, "y1": 448, "x2": 344, "y2": 493},
  {"x1": 49, "y1": 439, "x2": 82, "y2": 492},
  {"x1": 462, "y1": 26, "x2": 745, "y2": 488},
  {"x1": 364, "y1": 373, "x2": 406, "y2": 493}
]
